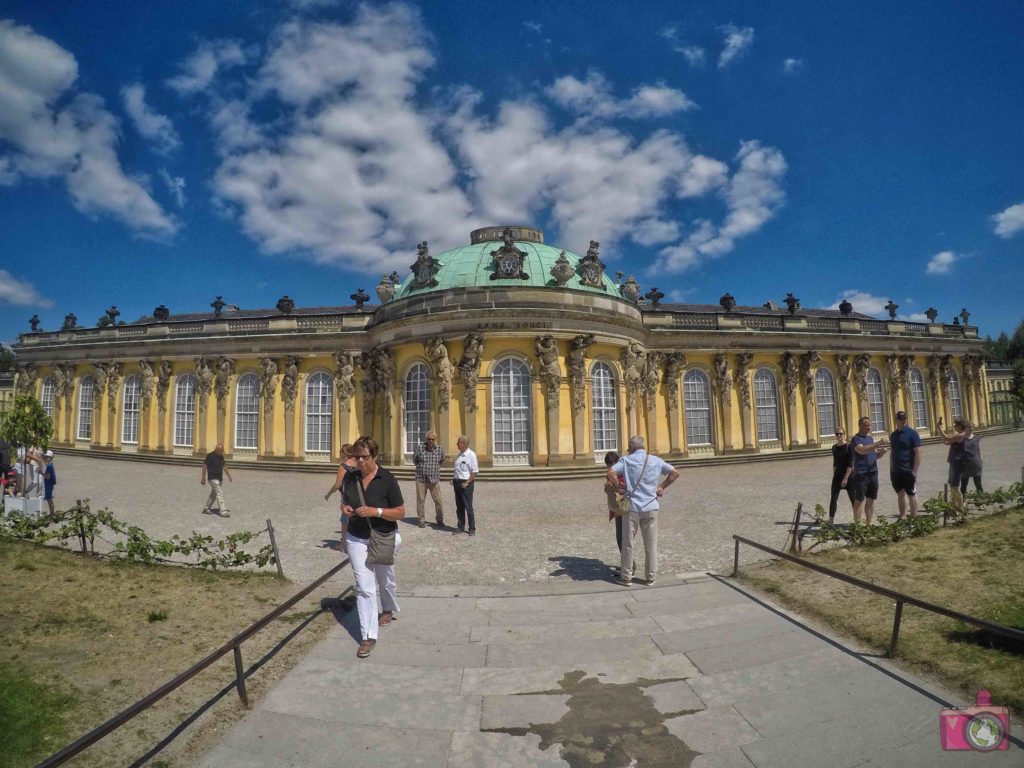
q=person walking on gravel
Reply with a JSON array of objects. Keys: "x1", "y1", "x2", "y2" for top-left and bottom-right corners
[
  {"x1": 201, "y1": 443, "x2": 232, "y2": 517},
  {"x1": 413, "y1": 431, "x2": 446, "y2": 528}
]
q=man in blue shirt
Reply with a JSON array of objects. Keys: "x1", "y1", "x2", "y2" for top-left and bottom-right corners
[
  {"x1": 843, "y1": 417, "x2": 888, "y2": 525},
  {"x1": 608, "y1": 435, "x2": 679, "y2": 586},
  {"x1": 889, "y1": 410, "x2": 922, "y2": 519}
]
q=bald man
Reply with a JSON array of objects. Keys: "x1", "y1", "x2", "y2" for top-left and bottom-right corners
[{"x1": 201, "y1": 442, "x2": 233, "y2": 517}]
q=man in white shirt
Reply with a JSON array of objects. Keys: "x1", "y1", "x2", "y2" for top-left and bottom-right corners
[
  {"x1": 451, "y1": 435, "x2": 479, "y2": 536},
  {"x1": 608, "y1": 435, "x2": 679, "y2": 586}
]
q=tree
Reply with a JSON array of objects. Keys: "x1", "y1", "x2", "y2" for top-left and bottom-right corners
[
  {"x1": 0, "y1": 394, "x2": 53, "y2": 495},
  {"x1": 983, "y1": 332, "x2": 1010, "y2": 361},
  {"x1": 0, "y1": 344, "x2": 13, "y2": 373},
  {"x1": 1011, "y1": 360, "x2": 1024, "y2": 418},
  {"x1": 1008, "y1": 320, "x2": 1024, "y2": 362}
]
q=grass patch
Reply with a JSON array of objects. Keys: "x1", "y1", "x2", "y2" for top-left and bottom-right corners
[
  {"x1": 0, "y1": 662, "x2": 76, "y2": 768},
  {"x1": 738, "y1": 506, "x2": 1024, "y2": 717},
  {"x1": 0, "y1": 538, "x2": 338, "y2": 767}
]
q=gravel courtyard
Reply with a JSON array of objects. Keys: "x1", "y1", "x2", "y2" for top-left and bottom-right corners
[{"x1": 44, "y1": 431, "x2": 1024, "y2": 586}]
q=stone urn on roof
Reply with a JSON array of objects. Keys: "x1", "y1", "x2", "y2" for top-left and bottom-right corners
[{"x1": 549, "y1": 251, "x2": 574, "y2": 287}]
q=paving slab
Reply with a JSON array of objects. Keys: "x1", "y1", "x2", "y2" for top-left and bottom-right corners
[{"x1": 194, "y1": 575, "x2": 1022, "y2": 768}]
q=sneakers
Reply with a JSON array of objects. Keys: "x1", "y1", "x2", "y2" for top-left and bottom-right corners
[
  {"x1": 378, "y1": 611, "x2": 395, "y2": 626},
  {"x1": 219, "y1": 510, "x2": 231, "y2": 518},
  {"x1": 201, "y1": 508, "x2": 213, "y2": 515},
  {"x1": 645, "y1": 577, "x2": 656, "y2": 586},
  {"x1": 452, "y1": 528, "x2": 466, "y2": 536},
  {"x1": 468, "y1": 530, "x2": 476, "y2": 537},
  {"x1": 616, "y1": 577, "x2": 633, "y2": 587},
  {"x1": 356, "y1": 639, "x2": 376, "y2": 658}
]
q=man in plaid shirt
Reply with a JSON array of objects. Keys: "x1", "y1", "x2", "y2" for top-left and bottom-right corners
[{"x1": 413, "y1": 431, "x2": 447, "y2": 528}]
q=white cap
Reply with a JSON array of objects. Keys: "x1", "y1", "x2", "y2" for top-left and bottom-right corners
[{"x1": 44, "y1": 450, "x2": 54, "y2": 457}]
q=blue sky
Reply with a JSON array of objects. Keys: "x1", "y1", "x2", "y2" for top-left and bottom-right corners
[{"x1": 1, "y1": 0, "x2": 1022, "y2": 343}]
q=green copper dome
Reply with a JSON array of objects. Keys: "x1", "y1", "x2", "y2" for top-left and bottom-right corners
[{"x1": 392, "y1": 226, "x2": 621, "y2": 300}]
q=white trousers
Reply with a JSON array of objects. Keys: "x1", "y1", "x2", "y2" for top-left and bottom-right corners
[
  {"x1": 620, "y1": 512, "x2": 658, "y2": 582},
  {"x1": 346, "y1": 531, "x2": 402, "y2": 641},
  {"x1": 204, "y1": 479, "x2": 227, "y2": 512}
]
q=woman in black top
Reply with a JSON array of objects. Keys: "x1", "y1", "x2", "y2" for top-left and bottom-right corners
[
  {"x1": 341, "y1": 436, "x2": 405, "y2": 658},
  {"x1": 828, "y1": 428, "x2": 854, "y2": 522}
]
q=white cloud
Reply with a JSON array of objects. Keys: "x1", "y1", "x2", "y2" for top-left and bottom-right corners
[
  {"x1": 783, "y1": 58, "x2": 803, "y2": 74},
  {"x1": 660, "y1": 25, "x2": 678, "y2": 40},
  {"x1": 656, "y1": 141, "x2": 786, "y2": 271},
  {"x1": 718, "y1": 24, "x2": 754, "y2": 68},
  {"x1": 991, "y1": 201, "x2": 1024, "y2": 238},
  {"x1": 676, "y1": 46, "x2": 706, "y2": 67},
  {"x1": 160, "y1": 169, "x2": 186, "y2": 208},
  {"x1": 546, "y1": 71, "x2": 696, "y2": 119},
  {"x1": 0, "y1": 156, "x2": 16, "y2": 185},
  {"x1": 121, "y1": 83, "x2": 180, "y2": 154},
  {"x1": 0, "y1": 20, "x2": 176, "y2": 235},
  {"x1": 0, "y1": 269, "x2": 54, "y2": 307},
  {"x1": 191, "y1": 3, "x2": 783, "y2": 275},
  {"x1": 524, "y1": 21, "x2": 543, "y2": 34},
  {"x1": 926, "y1": 250, "x2": 959, "y2": 275},
  {"x1": 166, "y1": 39, "x2": 247, "y2": 95}
]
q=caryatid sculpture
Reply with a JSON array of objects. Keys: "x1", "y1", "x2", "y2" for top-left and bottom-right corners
[
  {"x1": 195, "y1": 356, "x2": 215, "y2": 411},
  {"x1": 156, "y1": 361, "x2": 173, "y2": 412},
  {"x1": 645, "y1": 352, "x2": 665, "y2": 410},
  {"x1": 105, "y1": 362, "x2": 122, "y2": 411},
  {"x1": 258, "y1": 358, "x2": 278, "y2": 414},
  {"x1": 333, "y1": 352, "x2": 356, "y2": 412},
  {"x1": 215, "y1": 357, "x2": 236, "y2": 412},
  {"x1": 714, "y1": 353, "x2": 731, "y2": 401},
  {"x1": 458, "y1": 332, "x2": 485, "y2": 413},
  {"x1": 280, "y1": 356, "x2": 300, "y2": 413},
  {"x1": 535, "y1": 335, "x2": 562, "y2": 409},
  {"x1": 734, "y1": 353, "x2": 753, "y2": 410},
  {"x1": 424, "y1": 338, "x2": 454, "y2": 412},
  {"x1": 782, "y1": 352, "x2": 799, "y2": 406},
  {"x1": 801, "y1": 352, "x2": 821, "y2": 401},
  {"x1": 566, "y1": 334, "x2": 596, "y2": 415},
  {"x1": 620, "y1": 342, "x2": 648, "y2": 410},
  {"x1": 138, "y1": 360, "x2": 155, "y2": 410},
  {"x1": 15, "y1": 363, "x2": 38, "y2": 394},
  {"x1": 663, "y1": 353, "x2": 686, "y2": 410},
  {"x1": 853, "y1": 353, "x2": 871, "y2": 401}
]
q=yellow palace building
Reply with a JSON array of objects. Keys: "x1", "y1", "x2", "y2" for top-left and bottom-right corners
[{"x1": 11, "y1": 226, "x2": 989, "y2": 476}]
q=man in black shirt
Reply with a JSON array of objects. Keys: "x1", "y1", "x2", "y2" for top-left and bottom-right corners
[{"x1": 200, "y1": 443, "x2": 232, "y2": 517}]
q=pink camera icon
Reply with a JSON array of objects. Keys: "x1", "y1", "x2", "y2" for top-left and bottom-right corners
[{"x1": 940, "y1": 690, "x2": 1010, "y2": 751}]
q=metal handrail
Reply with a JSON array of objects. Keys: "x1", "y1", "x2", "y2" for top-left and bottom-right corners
[
  {"x1": 36, "y1": 557, "x2": 351, "y2": 768},
  {"x1": 732, "y1": 535, "x2": 1024, "y2": 658}
]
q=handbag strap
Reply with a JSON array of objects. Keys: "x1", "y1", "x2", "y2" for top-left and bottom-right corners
[
  {"x1": 623, "y1": 451, "x2": 651, "y2": 498},
  {"x1": 348, "y1": 472, "x2": 368, "y2": 508}
]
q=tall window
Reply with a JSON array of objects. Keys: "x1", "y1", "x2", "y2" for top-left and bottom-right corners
[
  {"x1": 174, "y1": 374, "x2": 197, "y2": 448},
  {"x1": 492, "y1": 358, "x2": 532, "y2": 456},
  {"x1": 948, "y1": 369, "x2": 963, "y2": 420},
  {"x1": 815, "y1": 368, "x2": 838, "y2": 437},
  {"x1": 121, "y1": 375, "x2": 141, "y2": 444},
  {"x1": 235, "y1": 373, "x2": 260, "y2": 450},
  {"x1": 591, "y1": 362, "x2": 618, "y2": 452},
  {"x1": 866, "y1": 368, "x2": 886, "y2": 431},
  {"x1": 404, "y1": 363, "x2": 431, "y2": 456},
  {"x1": 41, "y1": 376, "x2": 55, "y2": 418},
  {"x1": 305, "y1": 372, "x2": 333, "y2": 453},
  {"x1": 908, "y1": 368, "x2": 928, "y2": 428},
  {"x1": 754, "y1": 368, "x2": 781, "y2": 441},
  {"x1": 683, "y1": 369, "x2": 713, "y2": 446},
  {"x1": 77, "y1": 378, "x2": 94, "y2": 441}
]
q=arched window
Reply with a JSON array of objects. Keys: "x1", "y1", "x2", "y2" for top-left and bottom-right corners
[
  {"x1": 122, "y1": 375, "x2": 141, "y2": 444},
  {"x1": 866, "y1": 368, "x2": 886, "y2": 431},
  {"x1": 908, "y1": 368, "x2": 928, "y2": 428},
  {"x1": 591, "y1": 362, "x2": 618, "y2": 453},
  {"x1": 77, "y1": 378, "x2": 95, "y2": 441},
  {"x1": 948, "y1": 369, "x2": 963, "y2": 420},
  {"x1": 492, "y1": 358, "x2": 532, "y2": 461},
  {"x1": 41, "y1": 376, "x2": 55, "y2": 418},
  {"x1": 404, "y1": 363, "x2": 431, "y2": 457},
  {"x1": 305, "y1": 372, "x2": 333, "y2": 454},
  {"x1": 683, "y1": 369, "x2": 713, "y2": 446},
  {"x1": 235, "y1": 373, "x2": 260, "y2": 450},
  {"x1": 173, "y1": 374, "x2": 197, "y2": 447},
  {"x1": 754, "y1": 368, "x2": 781, "y2": 442},
  {"x1": 815, "y1": 368, "x2": 838, "y2": 437}
]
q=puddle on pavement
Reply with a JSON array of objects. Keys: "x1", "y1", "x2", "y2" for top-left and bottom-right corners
[{"x1": 483, "y1": 670, "x2": 700, "y2": 767}]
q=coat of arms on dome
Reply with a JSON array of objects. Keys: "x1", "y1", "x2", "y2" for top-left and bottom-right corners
[
  {"x1": 409, "y1": 241, "x2": 439, "y2": 289},
  {"x1": 578, "y1": 240, "x2": 606, "y2": 289},
  {"x1": 489, "y1": 227, "x2": 529, "y2": 280},
  {"x1": 549, "y1": 251, "x2": 574, "y2": 287}
]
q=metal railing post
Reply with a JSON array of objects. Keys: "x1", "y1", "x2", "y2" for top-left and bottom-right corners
[
  {"x1": 888, "y1": 599, "x2": 904, "y2": 658},
  {"x1": 233, "y1": 644, "x2": 248, "y2": 707},
  {"x1": 266, "y1": 518, "x2": 284, "y2": 578},
  {"x1": 733, "y1": 538, "x2": 740, "y2": 577}
]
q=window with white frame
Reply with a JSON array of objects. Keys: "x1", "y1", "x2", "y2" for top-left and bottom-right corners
[
  {"x1": 41, "y1": 376, "x2": 55, "y2": 418},
  {"x1": 404, "y1": 363, "x2": 431, "y2": 456},
  {"x1": 683, "y1": 369, "x2": 713, "y2": 446},
  {"x1": 948, "y1": 369, "x2": 963, "y2": 420},
  {"x1": 492, "y1": 358, "x2": 532, "y2": 455},
  {"x1": 590, "y1": 362, "x2": 618, "y2": 453},
  {"x1": 815, "y1": 368, "x2": 838, "y2": 437},
  {"x1": 866, "y1": 368, "x2": 886, "y2": 431},
  {"x1": 305, "y1": 372, "x2": 333, "y2": 453},
  {"x1": 908, "y1": 368, "x2": 928, "y2": 428},
  {"x1": 234, "y1": 373, "x2": 260, "y2": 450},
  {"x1": 77, "y1": 378, "x2": 94, "y2": 440},
  {"x1": 754, "y1": 368, "x2": 781, "y2": 442},
  {"x1": 121, "y1": 375, "x2": 141, "y2": 444},
  {"x1": 173, "y1": 375, "x2": 197, "y2": 447}
]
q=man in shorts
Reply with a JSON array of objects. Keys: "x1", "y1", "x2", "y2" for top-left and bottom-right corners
[
  {"x1": 889, "y1": 410, "x2": 922, "y2": 519},
  {"x1": 843, "y1": 416, "x2": 888, "y2": 525}
]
